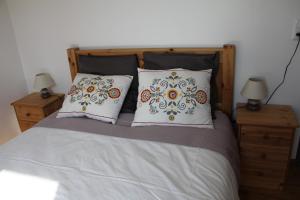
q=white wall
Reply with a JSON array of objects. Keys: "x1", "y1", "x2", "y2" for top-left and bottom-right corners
[
  {"x1": 6, "y1": 0, "x2": 300, "y2": 157},
  {"x1": 0, "y1": 0, "x2": 27, "y2": 144}
]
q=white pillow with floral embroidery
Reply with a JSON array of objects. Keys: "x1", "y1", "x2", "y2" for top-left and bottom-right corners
[
  {"x1": 57, "y1": 73, "x2": 133, "y2": 124},
  {"x1": 132, "y1": 68, "x2": 213, "y2": 128}
]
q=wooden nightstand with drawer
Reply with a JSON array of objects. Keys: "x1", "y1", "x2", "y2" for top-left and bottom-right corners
[
  {"x1": 11, "y1": 93, "x2": 65, "y2": 132},
  {"x1": 236, "y1": 104, "x2": 299, "y2": 191}
]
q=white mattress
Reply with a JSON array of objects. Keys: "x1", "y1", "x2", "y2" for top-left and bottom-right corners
[{"x1": 0, "y1": 127, "x2": 239, "y2": 200}]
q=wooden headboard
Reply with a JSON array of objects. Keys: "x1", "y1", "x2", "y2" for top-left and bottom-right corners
[{"x1": 67, "y1": 44, "x2": 235, "y2": 117}]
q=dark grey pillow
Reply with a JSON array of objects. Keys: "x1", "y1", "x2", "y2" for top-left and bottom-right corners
[
  {"x1": 143, "y1": 52, "x2": 219, "y2": 119},
  {"x1": 78, "y1": 55, "x2": 139, "y2": 113}
]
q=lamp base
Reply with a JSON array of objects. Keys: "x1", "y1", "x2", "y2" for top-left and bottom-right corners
[
  {"x1": 40, "y1": 88, "x2": 51, "y2": 99},
  {"x1": 246, "y1": 99, "x2": 261, "y2": 111}
]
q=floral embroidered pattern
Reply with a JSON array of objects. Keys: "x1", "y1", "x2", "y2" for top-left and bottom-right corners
[
  {"x1": 139, "y1": 71, "x2": 208, "y2": 121},
  {"x1": 195, "y1": 90, "x2": 207, "y2": 104},
  {"x1": 141, "y1": 89, "x2": 151, "y2": 102},
  {"x1": 108, "y1": 88, "x2": 121, "y2": 99},
  {"x1": 68, "y1": 76, "x2": 121, "y2": 111},
  {"x1": 167, "y1": 89, "x2": 178, "y2": 100}
]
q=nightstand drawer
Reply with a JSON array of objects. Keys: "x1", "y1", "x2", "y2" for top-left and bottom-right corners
[
  {"x1": 241, "y1": 165, "x2": 285, "y2": 181},
  {"x1": 11, "y1": 93, "x2": 65, "y2": 132},
  {"x1": 44, "y1": 101, "x2": 63, "y2": 116},
  {"x1": 15, "y1": 106, "x2": 44, "y2": 121},
  {"x1": 241, "y1": 159, "x2": 286, "y2": 190},
  {"x1": 19, "y1": 120, "x2": 37, "y2": 132},
  {"x1": 241, "y1": 174, "x2": 283, "y2": 190},
  {"x1": 240, "y1": 144, "x2": 290, "y2": 162},
  {"x1": 240, "y1": 126, "x2": 293, "y2": 147},
  {"x1": 241, "y1": 159, "x2": 287, "y2": 171}
]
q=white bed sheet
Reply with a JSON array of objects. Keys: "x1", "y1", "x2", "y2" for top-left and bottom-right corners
[{"x1": 0, "y1": 127, "x2": 239, "y2": 200}]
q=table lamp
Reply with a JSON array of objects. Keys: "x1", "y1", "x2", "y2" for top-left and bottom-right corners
[
  {"x1": 33, "y1": 73, "x2": 55, "y2": 98},
  {"x1": 241, "y1": 78, "x2": 267, "y2": 111}
]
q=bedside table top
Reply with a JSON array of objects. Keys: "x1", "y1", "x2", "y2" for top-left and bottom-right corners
[
  {"x1": 236, "y1": 103, "x2": 299, "y2": 128},
  {"x1": 11, "y1": 92, "x2": 65, "y2": 108}
]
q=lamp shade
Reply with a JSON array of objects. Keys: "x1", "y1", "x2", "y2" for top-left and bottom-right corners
[
  {"x1": 33, "y1": 73, "x2": 55, "y2": 91},
  {"x1": 241, "y1": 78, "x2": 268, "y2": 100}
]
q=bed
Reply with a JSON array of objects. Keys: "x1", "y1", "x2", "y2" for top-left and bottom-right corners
[{"x1": 0, "y1": 45, "x2": 239, "y2": 200}]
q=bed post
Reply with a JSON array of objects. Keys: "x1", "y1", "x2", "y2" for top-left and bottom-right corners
[
  {"x1": 67, "y1": 48, "x2": 80, "y2": 81},
  {"x1": 221, "y1": 44, "x2": 235, "y2": 118}
]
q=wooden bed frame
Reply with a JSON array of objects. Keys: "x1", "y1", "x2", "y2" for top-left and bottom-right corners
[{"x1": 67, "y1": 44, "x2": 235, "y2": 117}]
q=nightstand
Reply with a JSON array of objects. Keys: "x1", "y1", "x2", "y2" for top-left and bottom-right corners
[
  {"x1": 236, "y1": 104, "x2": 299, "y2": 190},
  {"x1": 11, "y1": 93, "x2": 64, "y2": 132}
]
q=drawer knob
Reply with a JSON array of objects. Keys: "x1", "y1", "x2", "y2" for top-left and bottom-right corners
[
  {"x1": 257, "y1": 171, "x2": 264, "y2": 177},
  {"x1": 263, "y1": 134, "x2": 269, "y2": 140},
  {"x1": 26, "y1": 113, "x2": 31, "y2": 117},
  {"x1": 261, "y1": 153, "x2": 267, "y2": 159}
]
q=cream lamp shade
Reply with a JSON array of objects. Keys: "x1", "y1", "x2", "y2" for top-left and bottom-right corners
[
  {"x1": 241, "y1": 78, "x2": 268, "y2": 100},
  {"x1": 33, "y1": 73, "x2": 55, "y2": 91},
  {"x1": 241, "y1": 78, "x2": 267, "y2": 111}
]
